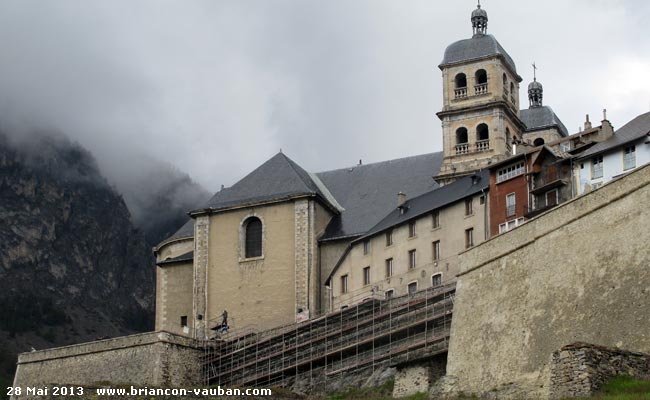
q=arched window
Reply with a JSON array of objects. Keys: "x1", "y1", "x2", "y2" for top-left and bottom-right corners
[
  {"x1": 502, "y1": 73, "x2": 508, "y2": 87},
  {"x1": 477, "y1": 123, "x2": 489, "y2": 141},
  {"x1": 506, "y1": 128, "x2": 512, "y2": 146},
  {"x1": 456, "y1": 127, "x2": 468, "y2": 144},
  {"x1": 475, "y1": 69, "x2": 488, "y2": 85},
  {"x1": 534, "y1": 138, "x2": 545, "y2": 146},
  {"x1": 244, "y1": 217, "x2": 263, "y2": 258},
  {"x1": 455, "y1": 73, "x2": 467, "y2": 88},
  {"x1": 510, "y1": 82, "x2": 515, "y2": 103}
]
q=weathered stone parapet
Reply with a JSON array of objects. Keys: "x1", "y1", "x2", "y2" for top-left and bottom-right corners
[
  {"x1": 12, "y1": 331, "x2": 203, "y2": 398},
  {"x1": 549, "y1": 342, "x2": 650, "y2": 399}
]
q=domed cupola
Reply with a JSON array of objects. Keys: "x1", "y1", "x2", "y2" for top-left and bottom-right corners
[
  {"x1": 528, "y1": 76, "x2": 543, "y2": 108},
  {"x1": 471, "y1": 2, "x2": 488, "y2": 37}
]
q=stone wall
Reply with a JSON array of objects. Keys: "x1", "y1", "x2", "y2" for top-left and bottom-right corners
[
  {"x1": 549, "y1": 342, "x2": 650, "y2": 399},
  {"x1": 445, "y1": 163, "x2": 650, "y2": 399},
  {"x1": 12, "y1": 331, "x2": 202, "y2": 398}
]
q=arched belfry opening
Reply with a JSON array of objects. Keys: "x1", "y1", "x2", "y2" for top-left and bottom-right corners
[
  {"x1": 456, "y1": 127, "x2": 469, "y2": 144},
  {"x1": 475, "y1": 69, "x2": 488, "y2": 85},
  {"x1": 534, "y1": 138, "x2": 545, "y2": 146},
  {"x1": 476, "y1": 124, "x2": 490, "y2": 151},
  {"x1": 455, "y1": 73, "x2": 467, "y2": 88}
]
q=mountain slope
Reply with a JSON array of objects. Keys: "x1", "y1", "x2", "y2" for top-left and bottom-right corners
[{"x1": 0, "y1": 131, "x2": 155, "y2": 393}]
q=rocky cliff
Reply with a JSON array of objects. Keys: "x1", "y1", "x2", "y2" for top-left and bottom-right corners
[{"x1": 0, "y1": 131, "x2": 156, "y2": 392}]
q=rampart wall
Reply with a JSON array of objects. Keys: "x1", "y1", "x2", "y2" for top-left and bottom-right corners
[
  {"x1": 445, "y1": 163, "x2": 650, "y2": 399},
  {"x1": 12, "y1": 331, "x2": 202, "y2": 398}
]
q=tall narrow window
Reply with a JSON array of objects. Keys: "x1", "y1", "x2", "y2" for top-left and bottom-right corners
[
  {"x1": 386, "y1": 230, "x2": 393, "y2": 246},
  {"x1": 408, "y1": 282, "x2": 418, "y2": 296},
  {"x1": 408, "y1": 220, "x2": 417, "y2": 237},
  {"x1": 432, "y1": 241, "x2": 441, "y2": 261},
  {"x1": 432, "y1": 210, "x2": 440, "y2": 229},
  {"x1": 624, "y1": 146, "x2": 636, "y2": 170},
  {"x1": 244, "y1": 217, "x2": 263, "y2": 258},
  {"x1": 546, "y1": 189, "x2": 558, "y2": 207},
  {"x1": 408, "y1": 249, "x2": 417, "y2": 269},
  {"x1": 432, "y1": 273, "x2": 442, "y2": 287},
  {"x1": 385, "y1": 258, "x2": 394, "y2": 278},
  {"x1": 363, "y1": 240, "x2": 370, "y2": 255},
  {"x1": 465, "y1": 228, "x2": 474, "y2": 249},
  {"x1": 363, "y1": 266, "x2": 371, "y2": 286},
  {"x1": 340, "y1": 275, "x2": 348, "y2": 294},
  {"x1": 506, "y1": 193, "x2": 516, "y2": 217},
  {"x1": 180, "y1": 316, "x2": 188, "y2": 327},
  {"x1": 591, "y1": 155, "x2": 604, "y2": 179},
  {"x1": 465, "y1": 198, "x2": 473, "y2": 216}
]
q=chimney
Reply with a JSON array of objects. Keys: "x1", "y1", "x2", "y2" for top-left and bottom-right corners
[
  {"x1": 397, "y1": 192, "x2": 407, "y2": 208},
  {"x1": 584, "y1": 114, "x2": 592, "y2": 130}
]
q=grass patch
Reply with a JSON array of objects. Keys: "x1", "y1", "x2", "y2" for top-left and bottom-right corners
[
  {"x1": 591, "y1": 376, "x2": 650, "y2": 400},
  {"x1": 326, "y1": 379, "x2": 395, "y2": 400}
]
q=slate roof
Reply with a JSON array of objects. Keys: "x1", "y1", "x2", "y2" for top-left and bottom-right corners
[
  {"x1": 440, "y1": 34, "x2": 518, "y2": 76},
  {"x1": 316, "y1": 153, "x2": 442, "y2": 240},
  {"x1": 577, "y1": 111, "x2": 650, "y2": 160},
  {"x1": 157, "y1": 250, "x2": 194, "y2": 266},
  {"x1": 520, "y1": 106, "x2": 569, "y2": 137},
  {"x1": 358, "y1": 170, "x2": 489, "y2": 241},
  {"x1": 159, "y1": 218, "x2": 194, "y2": 244},
  {"x1": 203, "y1": 152, "x2": 341, "y2": 213},
  {"x1": 159, "y1": 152, "x2": 443, "y2": 246}
]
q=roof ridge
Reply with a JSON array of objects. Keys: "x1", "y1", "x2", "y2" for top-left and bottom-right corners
[
  {"x1": 316, "y1": 152, "x2": 440, "y2": 174},
  {"x1": 278, "y1": 152, "x2": 319, "y2": 193}
]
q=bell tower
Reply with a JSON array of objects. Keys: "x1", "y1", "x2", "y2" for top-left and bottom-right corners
[{"x1": 435, "y1": 3, "x2": 526, "y2": 185}]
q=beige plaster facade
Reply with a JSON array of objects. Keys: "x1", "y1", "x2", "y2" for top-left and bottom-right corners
[
  {"x1": 155, "y1": 197, "x2": 334, "y2": 339},
  {"x1": 330, "y1": 192, "x2": 488, "y2": 309}
]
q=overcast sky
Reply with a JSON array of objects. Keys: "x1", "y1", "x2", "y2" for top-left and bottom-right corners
[{"x1": 0, "y1": 0, "x2": 649, "y2": 191}]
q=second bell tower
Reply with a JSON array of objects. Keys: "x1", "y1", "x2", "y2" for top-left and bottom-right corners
[{"x1": 435, "y1": 3, "x2": 526, "y2": 185}]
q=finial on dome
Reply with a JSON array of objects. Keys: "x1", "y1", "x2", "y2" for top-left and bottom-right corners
[
  {"x1": 528, "y1": 63, "x2": 543, "y2": 108},
  {"x1": 472, "y1": 1, "x2": 488, "y2": 37}
]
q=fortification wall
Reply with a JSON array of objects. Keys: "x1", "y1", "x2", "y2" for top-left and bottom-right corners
[
  {"x1": 12, "y1": 331, "x2": 202, "y2": 397},
  {"x1": 549, "y1": 342, "x2": 650, "y2": 399},
  {"x1": 445, "y1": 164, "x2": 650, "y2": 399}
]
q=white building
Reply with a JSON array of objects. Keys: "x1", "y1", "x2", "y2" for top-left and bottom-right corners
[{"x1": 575, "y1": 111, "x2": 650, "y2": 195}]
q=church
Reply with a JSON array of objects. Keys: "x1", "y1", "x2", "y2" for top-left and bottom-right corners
[{"x1": 153, "y1": 3, "x2": 574, "y2": 339}]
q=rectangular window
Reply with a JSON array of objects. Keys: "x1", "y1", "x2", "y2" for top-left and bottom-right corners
[
  {"x1": 408, "y1": 249, "x2": 417, "y2": 269},
  {"x1": 408, "y1": 220, "x2": 417, "y2": 237},
  {"x1": 385, "y1": 289, "x2": 394, "y2": 299},
  {"x1": 385, "y1": 258, "x2": 394, "y2": 278},
  {"x1": 500, "y1": 218, "x2": 525, "y2": 234},
  {"x1": 506, "y1": 193, "x2": 516, "y2": 217},
  {"x1": 340, "y1": 275, "x2": 348, "y2": 294},
  {"x1": 432, "y1": 273, "x2": 442, "y2": 287},
  {"x1": 432, "y1": 210, "x2": 440, "y2": 229},
  {"x1": 591, "y1": 155, "x2": 603, "y2": 179},
  {"x1": 432, "y1": 240, "x2": 441, "y2": 261},
  {"x1": 497, "y1": 162, "x2": 525, "y2": 183},
  {"x1": 546, "y1": 189, "x2": 558, "y2": 207},
  {"x1": 363, "y1": 240, "x2": 370, "y2": 255},
  {"x1": 363, "y1": 266, "x2": 371, "y2": 286},
  {"x1": 465, "y1": 228, "x2": 474, "y2": 248},
  {"x1": 499, "y1": 223, "x2": 507, "y2": 234},
  {"x1": 408, "y1": 282, "x2": 418, "y2": 295},
  {"x1": 180, "y1": 316, "x2": 188, "y2": 327},
  {"x1": 479, "y1": 195, "x2": 485, "y2": 205},
  {"x1": 465, "y1": 198, "x2": 473, "y2": 216},
  {"x1": 624, "y1": 146, "x2": 636, "y2": 170},
  {"x1": 386, "y1": 230, "x2": 393, "y2": 246},
  {"x1": 560, "y1": 141, "x2": 571, "y2": 152}
]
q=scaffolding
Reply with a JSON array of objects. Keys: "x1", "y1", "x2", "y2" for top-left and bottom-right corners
[{"x1": 202, "y1": 283, "x2": 455, "y2": 388}]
